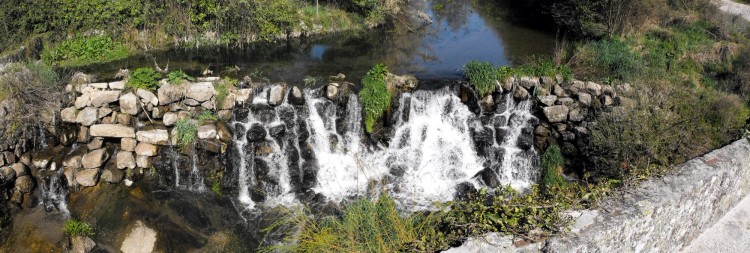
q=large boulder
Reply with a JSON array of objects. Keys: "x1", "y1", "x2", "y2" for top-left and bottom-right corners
[
  {"x1": 15, "y1": 175, "x2": 34, "y2": 193},
  {"x1": 117, "y1": 151, "x2": 136, "y2": 169},
  {"x1": 82, "y1": 149, "x2": 108, "y2": 169},
  {"x1": 157, "y1": 83, "x2": 184, "y2": 105},
  {"x1": 119, "y1": 93, "x2": 140, "y2": 115},
  {"x1": 76, "y1": 107, "x2": 98, "y2": 126},
  {"x1": 185, "y1": 82, "x2": 215, "y2": 102},
  {"x1": 325, "y1": 84, "x2": 339, "y2": 100},
  {"x1": 542, "y1": 105, "x2": 569, "y2": 123},
  {"x1": 216, "y1": 122, "x2": 233, "y2": 142},
  {"x1": 136, "y1": 129, "x2": 169, "y2": 145},
  {"x1": 136, "y1": 89, "x2": 159, "y2": 106},
  {"x1": 76, "y1": 169, "x2": 100, "y2": 187},
  {"x1": 89, "y1": 124, "x2": 136, "y2": 138},
  {"x1": 120, "y1": 221, "x2": 157, "y2": 253},
  {"x1": 246, "y1": 124, "x2": 267, "y2": 142},
  {"x1": 267, "y1": 84, "x2": 287, "y2": 106},
  {"x1": 288, "y1": 86, "x2": 305, "y2": 105},
  {"x1": 135, "y1": 143, "x2": 158, "y2": 157},
  {"x1": 90, "y1": 91, "x2": 121, "y2": 107}
]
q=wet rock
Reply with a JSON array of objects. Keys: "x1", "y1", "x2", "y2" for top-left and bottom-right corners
[
  {"x1": 101, "y1": 168, "x2": 125, "y2": 184},
  {"x1": 135, "y1": 143, "x2": 158, "y2": 157},
  {"x1": 76, "y1": 107, "x2": 98, "y2": 126},
  {"x1": 121, "y1": 138, "x2": 137, "y2": 152},
  {"x1": 72, "y1": 235, "x2": 96, "y2": 253},
  {"x1": 11, "y1": 163, "x2": 28, "y2": 177},
  {"x1": 268, "y1": 123, "x2": 286, "y2": 137},
  {"x1": 246, "y1": 124, "x2": 267, "y2": 142},
  {"x1": 480, "y1": 95, "x2": 494, "y2": 111},
  {"x1": 120, "y1": 221, "x2": 157, "y2": 253},
  {"x1": 455, "y1": 182, "x2": 477, "y2": 201},
  {"x1": 89, "y1": 124, "x2": 136, "y2": 138},
  {"x1": 235, "y1": 88, "x2": 253, "y2": 104},
  {"x1": 75, "y1": 169, "x2": 98, "y2": 187},
  {"x1": 233, "y1": 108, "x2": 250, "y2": 122},
  {"x1": 495, "y1": 127, "x2": 508, "y2": 144},
  {"x1": 198, "y1": 139, "x2": 226, "y2": 154},
  {"x1": 61, "y1": 107, "x2": 77, "y2": 123},
  {"x1": 478, "y1": 167, "x2": 501, "y2": 188},
  {"x1": 513, "y1": 86, "x2": 529, "y2": 100},
  {"x1": 267, "y1": 84, "x2": 287, "y2": 106},
  {"x1": 390, "y1": 164, "x2": 407, "y2": 177},
  {"x1": 136, "y1": 156, "x2": 152, "y2": 168},
  {"x1": 0, "y1": 166, "x2": 15, "y2": 184},
  {"x1": 117, "y1": 151, "x2": 136, "y2": 169},
  {"x1": 325, "y1": 84, "x2": 339, "y2": 100},
  {"x1": 86, "y1": 137, "x2": 103, "y2": 150},
  {"x1": 82, "y1": 149, "x2": 108, "y2": 169},
  {"x1": 542, "y1": 105, "x2": 569, "y2": 123},
  {"x1": 538, "y1": 95, "x2": 557, "y2": 106},
  {"x1": 216, "y1": 122, "x2": 233, "y2": 142},
  {"x1": 185, "y1": 82, "x2": 214, "y2": 102},
  {"x1": 32, "y1": 151, "x2": 54, "y2": 170},
  {"x1": 197, "y1": 124, "x2": 217, "y2": 140},
  {"x1": 501, "y1": 77, "x2": 514, "y2": 91},
  {"x1": 517, "y1": 127, "x2": 534, "y2": 150},
  {"x1": 218, "y1": 110, "x2": 232, "y2": 121},
  {"x1": 157, "y1": 83, "x2": 185, "y2": 105},
  {"x1": 90, "y1": 91, "x2": 121, "y2": 107},
  {"x1": 63, "y1": 151, "x2": 83, "y2": 169},
  {"x1": 288, "y1": 86, "x2": 305, "y2": 105},
  {"x1": 136, "y1": 129, "x2": 169, "y2": 145}
]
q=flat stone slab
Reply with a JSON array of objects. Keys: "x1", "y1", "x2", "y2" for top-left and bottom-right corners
[{"x1": 89, "y1": 124, "x2": 136, "y2": 138}]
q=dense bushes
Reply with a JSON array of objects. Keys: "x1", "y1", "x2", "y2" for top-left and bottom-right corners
[
  {"x1": 127, "y1": 67, "x2": 161, "y2": 90},
  {"x1": 41, "y1": 35, "x2": 130, "y2": 67},
  {"x1": 359, "y1": 64, "x2": 392, "y2": 133}
]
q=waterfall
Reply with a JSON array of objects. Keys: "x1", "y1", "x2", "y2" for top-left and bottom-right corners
[
  {"x1": 188, "y1": 150, "x2": 206, "y2": 192},
  {"x1": 41, "y1": 169, "x2": 70, "y2": 217},
  {"x1": 230, "y1": 85, "x2": 539, "y2": 210}
]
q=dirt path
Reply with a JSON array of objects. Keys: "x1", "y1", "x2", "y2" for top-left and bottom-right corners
[
  {"x1": 682, "y1": 192, "x2": 750, "y2": 253},
  {"x1": 719, "y1": 0, "x2": 750, "y2": 21}
]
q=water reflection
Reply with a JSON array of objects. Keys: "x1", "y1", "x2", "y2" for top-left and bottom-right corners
[{"x1": 80, "y1": 0, "x2": 554, "y2": 83}]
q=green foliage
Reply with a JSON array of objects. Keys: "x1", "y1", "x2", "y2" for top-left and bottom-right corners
[
  {"x1": 127, "y1": 67, "x2": 161, "y2": 90},
  {"x1": 41, "y1": 35, "x2": 129, "y2": 67},
  {"x1": 214, "y1": 77, "x2": 236, "y2": 107},
  {"x1": 263, "y1": 194, "x2": 425, "y2": 253},
  {"x1": 211, "y1": 180, "x2": 221, "y2": 195},
  {"x1": 541, "y1": 145, "x2": 565, "y2": 191},
  {"x1": 63, "y1": 219, "x2": 94, "y2": 237},
  {"x1": 462, "y1": 59, "x2": 573, "y2": 97},
  {"x1": 175, "y1": 118, "x2": 197, "y2": 150},
  {"x1": 359, "y1": 64, "x2": 392, "y2": 133},
  {"x1": 462, "y1": 61, "x2": 497, "y2": 97},
  {"x1": 167, "y1": 70, "x2": 194, "y2": 84},
  {"x1": 303, "y1": 76, "x2": 318, "y2": 87},
  {"x1": 197, "y1": 110, "x2": 218, "y2": 123}
]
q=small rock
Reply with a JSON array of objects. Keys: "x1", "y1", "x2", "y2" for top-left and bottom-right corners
[
  {"x1": 197, "y1": 124, "x2": 217, "y2": 139},
  {"x1": 0, "y1": 166, "x2": 16, "y2": 184},
  {"x1": 136, "y1": 156, "x2": 152, "y2": 168},
  {"x1": 570, "y1": 81, "x2": 586, "y2": 93},
  {"x1": 78, "y1": 126, "x2": 90, "y2": 143},
  {"x1": 101, "y1": 168, "x2": 125, "y2": 184},
  {"x1": 553, "y1": 84, "x2": 566, "y2": 97},
  {"x1": 121, "y1": 138, "x2": 137, "y2": 152},
  {"x1": 89, "y1": 124, "x2": 136, "y2": 138},
  {"x1": 577, "y1": 93, "x2": 592, "y2": 106},
  {"x1": 135, "y1": 143, "x2": 158, "y2": 157},
  {"x1": 501, "y1": 77, "x2": 514, "y2": 91},
  {"x1": 98, "y1": 107, "x2": 113, "y2": 119},
  {"x1": 288, "y1": 86, "x2": 305, "y2": 105},
  {"x1": 124, "y1": 179, "x2": 134, "y2": 186},
  {"x1": 601, "y1": 95, "x2": 614, "y2": 106},
  {"x1": 117, "y1": 114, "x2": 132, "y2": 125},
  {"x1": 136, "y1": 129, "x2": 169, "y2": 145},
  {"x1": 136, "y1": 89, "x2": 159, "y2": 106},
  {"x1": 15, "y1": 175, "x2": 34, "y2": 193},
  {"x1": 325, "y1": 84, "x2": 339, "y2": 100},
  {"x1": 76, "y1": 107, "x2": 98, "y2": 126},
  {"x1": 90, "y1": 91, "x2": 121, "y2": 107},
  {"x1": 585, "y1": 81, "x2": 602, "y2": 96},
  {"x1": 120, "y1": 221, "x2": 157, "y2": 253},
  {"x1": 11, "y1": 163, "x2": 28, "y2": 177},
  {"x1": 542, "y1": 105, "x2": 569, "y2": 123},
  {"x1": 517, "y1": 76, "x2": 539, "y2": 90},
  {"x1": 538, "y1": 95, "x2": 557, "y2": 106},
  {"x1": 479, "y1": 95, "x2": 494, "y2": 111},
  {"x1": 71, "y1": 235, "x2": 96, "y2": 253},
  {"x1": 89, "y1": 82, "x2": 108, "y2": 89},
  {"x1": 246, "y1": 124, "x2": 267, "y2": 142},
  {"x1": 235, "y1": 89, "x2": 253, "y2": 104},
  {"x1": 61, "y1": 107, "x2": 77, "y2": 123},
  {"x1": 76, "y1": 169, "x2": 100, "y2": 187},
  {"x1": 109, "y1": 81, "x2": 125, "y2": 90},
  {"x1": 569, "y1": 109, "x2": 585, "y2": 122},
  {"x1": 216, "y1": 122, "x2": 233, "y2": 142},
  {"x1": 513, "y1": 86, "x2": 529, "y2": 100},
  {"x1": 157, "y1": 83, "x2": 185, "y2": 105},
  {"x1": 163, "y1": 113, "x2": 178, "y2": 126},
  {"x1": 217, "y1": 93, "x2": 236, "y2": 110},
  {"x1": 185, "y1": 82, "x2": 215, "y2": 102},
  {"x1": 182, "y1": 98, "x2": 201, "y2": 106},
  {"x1": 119, "y1": 93, "x2": 140, "y2": 115},
  {"x1": 197, "y1": 139, "x2": 226, "y2": 154},
  {"x1": 87, "y1": 138, "x2": 104, "y2": 150},
  {"x1": 81, "y1": 149, "x2": 108, "y2": 169},
  {"x1": 117, "y1": 151, "x2": 136, "y2": 169},
  {"x1": 556, "y1": 97, "x2": 575, "y2": 106}
]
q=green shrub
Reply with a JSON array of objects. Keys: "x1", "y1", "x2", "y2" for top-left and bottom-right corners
[
  {"x1": 214, "y1": 77, "x2": 236, "y2": 107},
  {"x1": 167, "y1": 70, "x2": 194, "y2": 84},
  {"x1": 63, "y1": 219, "x2": 94, "y2": 237},
  {"x1": 175, "y1": 118, "x2": 197, "y2": 150},
  {"x1": 41, "y1": 35, "x2": 129, "y2": 67},
  {"x1": 127, "y1": 67, "x2": 161, "y2": 90},
  {"x1": 541, "y1": 145, "x2": 565, "y2": 191},
  {"x1": 212, "y1": 180, "x2": 221, "y2": 195},
  {"x1": 359, "y1": 64, "x2": 392, "y2": 133},
  {"x1": 462, "y1": 60, "x2": 497, "y2": 97},
  {"x1": 587, "y1": 38, "x2": 642, "y2": 80},
  {"x1": 196, "y1": 110, "x2": 218, "y2": 123}
]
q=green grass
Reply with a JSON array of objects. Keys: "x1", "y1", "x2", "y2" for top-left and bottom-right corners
[
  {"x1": 175, "y1": 118, "x2": 197, "y2": 150},
  {"x1": 214, "y1": 77, "x2": 236, "y2": 107},
  {"x1": 41, "y1": 35, "x2": 129, "y2": 67},
  {"x1": 63, "y1": 219, "x2": 94, "y2": 237},
  {"x1": 462, "y1": 59, "x2": 573, "y2": 97},
  {"x1": 461, "y1": 61, "x2": 497, "y2": 97},
  {"x1": 359, "y1": 64, "x2": 392, "y2": 133},
  {"x1": 127, "y1": 67, "x2": 161, "y2": 90},
  {"x1": 197, "y1": 110, "x2": 218, "y2": 123},
  {"x1": 541, "y1": 145, "x2": 565, "y2": 192},
  {"x1": 167, "y1": 70, "x2": 194, "y2": 85}
]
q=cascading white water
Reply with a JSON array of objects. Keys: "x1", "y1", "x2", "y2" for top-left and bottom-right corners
[
  {"x1": 188, "y1": 151, "x2": 206, "y2": 192},
  {"x1": 232, "y1": 85, "x2": 538, "y2": 210},
  {"x1": 41, "y1": 169, "x2": 70, "y2": 217}
]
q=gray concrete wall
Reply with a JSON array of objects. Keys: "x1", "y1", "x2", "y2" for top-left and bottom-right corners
[{"x1": 545, "y1": 138, "x2": 750, "y2": 252}]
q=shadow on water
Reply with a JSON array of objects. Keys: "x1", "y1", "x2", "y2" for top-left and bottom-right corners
[{"x1": 79, "y1": 0, "x2": 554, "y2": 84}]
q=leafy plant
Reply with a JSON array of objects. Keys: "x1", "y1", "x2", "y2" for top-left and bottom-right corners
[
  {"x1": 197, "y1": 110, "x2": 218, "y2": 123},
  {"x1": 212, "y1": 180, "x2": 221, "y2": 195},
  {"x1": 359, "y1": 64, "x2": 392, "y2": 133},
  {"x1": 462, "y1": 60, "x2": 497, "y2": 97},
  {"x1": 303, "y1": 76, "x2": 318, "y2": 87},
  {"x1": 214, "y1": 77, "x2": 236, "y2": 107},
  {"x1": 41, "y1": 35, "x2": 129, "y2": 67},
  {"x1": 175, "y1": 118, "x2": 197, "y2": 150},
  {"x1": 541, "y1": 145, "x2": 566, "y2": 191},
  {"x1": 127, "y1": 67, "x2": 161, "y2": 90},
  {"x1": 167, "y1": 70, "x2": 194, "y2": 84},
  {"x1": 63, "y1": 219, "x2": 94, "y2": 237}
]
